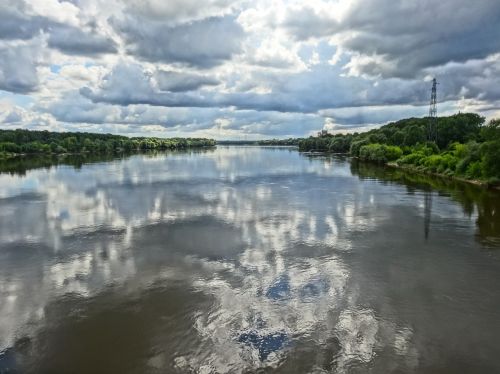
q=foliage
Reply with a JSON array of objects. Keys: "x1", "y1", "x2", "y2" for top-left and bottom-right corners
[
  {"x1": 359, "y1": 144, "x2": 402, "y2": 163},
  {"x1": 300, "y1": 113, "x2": 485, "y2": 152},
  {"x1": 396, "y1": 127, "x2": 500, "y2": 181},
  {"x1": 299, "y1": 113, "x2": 500, "y2": 183},
  {"x1": 0, "y1": 129, "x2": 216, "y2": 155},
  {"x1": 298, "y1": 134, "x2": 353, "y2": 153},
  {"x1": 257, "y1": 138, "x2": 301, "y2": 146},
  {"x1": 349, "y1": 138, "x2": 369, "y2": 157},
  {"x1": 480, "y1": 119, "x2": 500, "y2": 181}
]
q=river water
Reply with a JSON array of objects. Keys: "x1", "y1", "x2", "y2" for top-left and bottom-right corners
[{"x1": 0, "y1": 146, "x2": 499, "y2": 373}]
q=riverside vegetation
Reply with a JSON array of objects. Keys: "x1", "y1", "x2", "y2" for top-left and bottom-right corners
[
  {"x1": 298, "y1": 113, "x2": 500, "y2": 185},
  {"x1": 0, "y1": 129, "x2": 216, "y2": 159}
]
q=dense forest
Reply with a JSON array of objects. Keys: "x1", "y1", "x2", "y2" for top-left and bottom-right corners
[
  {"x1": 298, "y1": 113, "x2": 500, "y2": 183},
  {"x1": 0, "y1": 129, "x2": 216, "y2": 158}
]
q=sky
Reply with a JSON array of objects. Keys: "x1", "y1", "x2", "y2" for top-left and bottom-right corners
[{"x1": 0, "y1": 0, "x2": 500, "y2": 140}]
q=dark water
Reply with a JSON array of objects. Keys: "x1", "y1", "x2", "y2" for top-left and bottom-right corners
[{"x1": 1, "y1": 146, "x2": 500, "y2": 374}]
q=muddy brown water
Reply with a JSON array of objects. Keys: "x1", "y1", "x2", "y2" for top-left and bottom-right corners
[{"x1": 0, "y1": 146, "x2": 499, "y2": 373}]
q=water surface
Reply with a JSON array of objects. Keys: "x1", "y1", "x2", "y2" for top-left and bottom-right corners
[{"x1": 1, "y1": 146, "x2": 499, "y2": 373}]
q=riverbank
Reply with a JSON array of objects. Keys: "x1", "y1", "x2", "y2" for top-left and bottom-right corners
[
  {"x1": 385, "y1": 161, "x2": 500, "y2": 190},
  {"x1": 299, "y1": 114, "x2": 500, "y2": 187},
  {"x1": 303, "y1": 148, "x2": 500, "y2": 190}
]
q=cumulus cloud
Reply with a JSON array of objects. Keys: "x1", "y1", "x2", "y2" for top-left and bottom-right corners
[
  {"x1": 47, "y1": 24, "x2": 117, "y2": 56},
  {"x1": 0, "y1": 1, "x2": 48, "y2": 40},
  {"x1": 428, "y1": 55, "x2": 500, "y2": 102},
  {"x1": 156, "y1": 70, "x2": 219, "y2": 92},
  {"x1": 246, "y1": 38, "x2": 306, "y2": 70},
  {"x1": 121, "y1": 0, "x2": 237, "y2": 25},
  {"x1": 0, "y1": 41, "x2": 42, "y2": 93},
  {"x1": 278, "y1": 0, "x2": 500, "y2": 78},
  {"x1": 280, "y1": 3, "x2": 339, "y2": 41},
  {"x1": 112, "y1": 15, "x2": 245, "y2": 67},
  {"x1": 81, "y1": 62, "x2": 435, "y2": 114},
  {"x1": 33, "y1": 87, "x2": 324, "y2": 139},
  {"x1": 80, "y1": 62, "x2": 309, "y2": 112},
  {"x1": 0, "y1": 100, "x2": 60, "y2": 130},
  {"x1": 0, "y1": 0, "x2": 117, "y2": 58}
]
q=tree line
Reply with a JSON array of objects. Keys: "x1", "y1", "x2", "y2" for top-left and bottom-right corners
[
  {"x1": 216, "y1": 139, "x2": 301, "y2": 146},
  {"x1": 298, "y1": 113, "x2": 500, "y2": 183},
  {"x1": 0, "y1": 129, "x2": 216, "y2": 158},
  {"x1": 257, "y1": 138, "x2": 301, "y2": 146}
]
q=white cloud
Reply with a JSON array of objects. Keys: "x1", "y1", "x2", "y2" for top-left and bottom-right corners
[
  {"x1": 122, "y1": 0, "x2": 238, "y2": 25},
  {"x1": 28, "y1": 0, "x2": 80, "y2": 25}
]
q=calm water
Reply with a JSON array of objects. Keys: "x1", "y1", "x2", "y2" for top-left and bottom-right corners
[{"x1": 1, "y1": 146, "x2": 500, "y2": 373}]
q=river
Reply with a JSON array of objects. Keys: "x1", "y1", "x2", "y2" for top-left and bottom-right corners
[{"x1": 0, "y1": 146, "x2": 499, "y2": 373}]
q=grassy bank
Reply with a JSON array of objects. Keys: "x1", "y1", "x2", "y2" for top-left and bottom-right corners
[{"x1": 385, "y1": 161, "x2": 499, "y2": 189}]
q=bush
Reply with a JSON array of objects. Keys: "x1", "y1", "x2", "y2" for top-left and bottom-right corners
[
  {"x1": 466, "y1": 161, "x2": 483, "y2": 179},
  {"x1": 350, "y1": 138, "x2": 370, "y2": 157},
  {"x1": 385, "y1": 145, "x2": 403, "y2": 161},
  {"x1": 481, "y1": 140, "x2": 500, "y2": 179},
  {"x1": 450, "y1": 142, "x2": 467, "y2": 158},
  {"x1": 359, "y1": 144, "x2": 402, "y2": 163},
  {"x1": 439, "y1": 153, "x2": 459, "y2": 172},
  {"x1": 0, "y1": 142, "x2": 21, "y2": 153},
  {"x1": 397, "y1": 152, "x2": 425, "y2": 166},
  {"x1": 423, "y1": 155, "x2": 444, "y2": 172}
]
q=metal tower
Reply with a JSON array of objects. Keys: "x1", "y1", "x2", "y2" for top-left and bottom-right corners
[{"x1": 427, "y1": 78, "x2": 438, "y2": 142}]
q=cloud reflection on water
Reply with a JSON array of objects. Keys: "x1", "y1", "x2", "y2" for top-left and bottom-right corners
[{"x1": 0, "y1": 147, "x2": 497, "y2": 373}]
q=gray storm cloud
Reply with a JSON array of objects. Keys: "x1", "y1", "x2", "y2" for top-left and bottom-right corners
[
  {"x1": 112, "y1": 15, "x2": 245, "y2": 68},
  {"x1": 282, "y1": 0, "x2": 500, "y2": 78},
  {"x1": 0, "y1": 42, "x2": 41, "y2": 93}
]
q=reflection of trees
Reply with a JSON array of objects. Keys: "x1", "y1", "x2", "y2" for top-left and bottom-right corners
[
  {"x1": 0, "y1": 148, "x2": 216, "y2": 176},
  {"x1": 0, "y1": 153, "x2": 123, "y2": 176},
  {"x1": 476, "y1": 193, "x2": 500, "y2": 246},
  {"x1": 350, "y1": 159, "x2": 500, "y2": 247}
]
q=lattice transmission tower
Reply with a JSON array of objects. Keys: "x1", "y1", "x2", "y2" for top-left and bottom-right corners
[{"x1": 427, "y1": 78, "x2": 438, "y2": 142}]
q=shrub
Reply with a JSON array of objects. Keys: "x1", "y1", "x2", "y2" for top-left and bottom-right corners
[
  {"x1": 466, "y1": 161, "x2": 483, "y2": 179},
  {"x1": 359, "y1": 144, "x2": 402, "y2": 163},
  {"x1": 481, "y1": 140, "x2": 500, "y2": 179},
  {"x1": 350, "y1": 138, "x2": 370, "y2": 157},
  {"x1": 0, "y1": 142, "x2": 21, "y2": 153},
  {"x1": 423, "y1": 155, "x2": 443, "y2": 172},
  {"x1": 385, "y1": 145, "x2": 403, "y2": 161}
]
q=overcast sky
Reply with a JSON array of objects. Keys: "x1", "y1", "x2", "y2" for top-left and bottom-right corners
[{"x1": 1, "y1": 0, "x2": 499, "y2": 139}]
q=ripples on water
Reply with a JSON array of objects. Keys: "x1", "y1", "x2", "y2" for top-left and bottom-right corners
[{"x1": 0, "y1": 147, "x2": 499, "y2": 373}]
